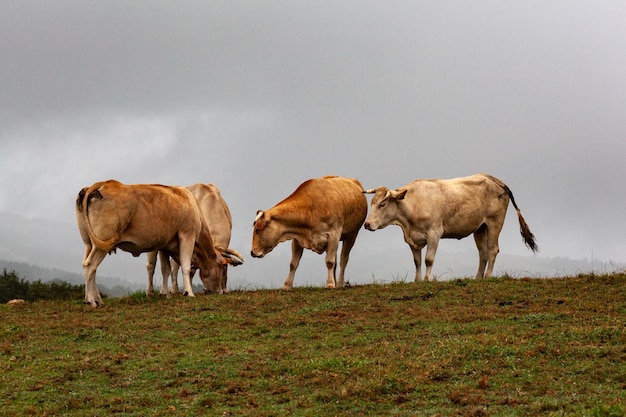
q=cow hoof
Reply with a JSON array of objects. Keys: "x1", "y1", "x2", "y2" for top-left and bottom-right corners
[
  {"x1": 182, "y1": 291, "x2": 195, "y2": 297},
  {"x1": 84, "y1": 299, "x2": 104, "y2": 308},
  {"x1": 281, "y1": 286, "x2": 292, "y2": 291}
]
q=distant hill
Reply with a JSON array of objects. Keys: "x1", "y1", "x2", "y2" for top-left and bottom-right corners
[
  {"x1": 0, "y1": 259, "x2": 142, "y2": 298},
  {"x1": 0, "y1": 209, "x2": 153, "y2": 284}
]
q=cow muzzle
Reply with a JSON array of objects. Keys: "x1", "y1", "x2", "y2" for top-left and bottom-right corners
[
  {"x1": 364, "y1": 222, "x2": 375, "y2": 231},
  {"x1": 250, "y1": 249, "x2": 265, "y2": 258}
]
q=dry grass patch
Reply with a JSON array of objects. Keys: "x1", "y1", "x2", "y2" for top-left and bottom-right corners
[{"x1": 1, "y1": 273, "x2": 625, "y2": 416}]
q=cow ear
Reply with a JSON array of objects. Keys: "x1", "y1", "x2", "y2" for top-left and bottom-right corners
[
  {"x1": 393, "y1": 189, "x2": 408, "y2": 200},
  {"x1": 254, "y1": 210, "x2": 269, "y2": 231}
]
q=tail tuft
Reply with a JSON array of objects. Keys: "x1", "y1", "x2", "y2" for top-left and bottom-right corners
[{"x1": 516, "y1": 208, "x2": 538, "y2": 252}]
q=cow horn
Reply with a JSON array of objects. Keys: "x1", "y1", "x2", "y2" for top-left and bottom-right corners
[
  {"x1": 215, "y1": 245, "x2": 243, "y2": 266},
  {"x1": 254, "y1": 210, "x2": 264, "y2": 224},
  {"x1": 363, "y1": 189, "x2": 377, "y2": 194},
  {"x1": 220, "y1": 248, "x2": 244, "y2": 266}
]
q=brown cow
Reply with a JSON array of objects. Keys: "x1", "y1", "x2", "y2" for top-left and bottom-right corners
[
  {"x1": 76, "y1": 180, "x2": 231, "y2": 307},
  {"x1": 251, "y1": 176, "x2": 367, "y2": 290},
  {"x1": 363, "y1": 173, "x2": 537, "y2": 281},
  {"x1": 146, "y1": 183, "x2": 243, "y2": 295}
]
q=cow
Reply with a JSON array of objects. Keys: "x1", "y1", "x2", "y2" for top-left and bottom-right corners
[
  {"x1": 251, "y1": 176, "x2": 368, "y2": 290},
  {"x1": 363, "y1": 173, "x2": 537, "y2": 281},
  {"x1": 146, "y1": 183, "x2": 243, "y2": 296},
  {"x1": 76, "y1": 180, "x2": 235, "y2": 307}
]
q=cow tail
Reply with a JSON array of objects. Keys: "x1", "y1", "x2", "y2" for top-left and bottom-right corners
[
  {"x1": 81, "y1": 185, "x2": 119, "y2": 252},
  {"x1": 487, "y1": 174, "x2": 538, "y2": 253},
  {"x1": 76, "y1": 188, "x2": 87, "y2": 212},
  {"x1": 502, "y1": 185, "x2": 538, "y2": 253}
]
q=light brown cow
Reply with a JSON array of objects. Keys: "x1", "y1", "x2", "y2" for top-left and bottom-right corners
[
  {"x1": 76, "y1": 180, "x2": 231, "y2": 307},
  {"x1": 146, "y1": 183, "x2": 243, "y2": 295},
  {"x1": 363, "y1": 173, "x2": 537, "y2": 281},
  {"x1": 251, "y1": 176, "x2": 367, "y2": 290}
]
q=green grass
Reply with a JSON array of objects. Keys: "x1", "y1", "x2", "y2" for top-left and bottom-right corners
[{"x1": 2, "y1": 274, "x2": 626, "y2": 416}]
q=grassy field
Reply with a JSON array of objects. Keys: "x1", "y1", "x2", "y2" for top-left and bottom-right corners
[{"x1": 2, "y1": 273, "x2": 626, "y2": 416}]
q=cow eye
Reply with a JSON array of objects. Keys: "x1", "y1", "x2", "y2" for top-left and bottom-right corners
[{"x1": 378, "y1": 200, "x2": 386, "y2": 208}]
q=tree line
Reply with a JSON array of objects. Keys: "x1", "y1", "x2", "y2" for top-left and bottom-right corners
[{"x1": 0, "y1": 269, "x2": 90, "y2": 303}]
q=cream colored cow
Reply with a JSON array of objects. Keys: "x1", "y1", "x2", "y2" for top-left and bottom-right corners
[{"x1": 364, "y1": 173, "x2": 537, "y2": 281}]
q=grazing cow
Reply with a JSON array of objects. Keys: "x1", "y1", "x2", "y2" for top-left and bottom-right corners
[
  {"x1": 363, "y1": 173, "x2": 537, "y2": 281},
  {"x1": 76, "y1": 180, "x2": 234, "y2": 307},
  {"x1": 146, "y1": 183, "x2": 243, "y2": 296},
  {"x1": 251, "y1": 176, "x2": 367, "y2": 290}
]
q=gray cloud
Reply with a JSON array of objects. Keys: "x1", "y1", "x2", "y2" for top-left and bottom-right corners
[{"x1": 1, "y1": 1, "x2": 624, "y2": 288}]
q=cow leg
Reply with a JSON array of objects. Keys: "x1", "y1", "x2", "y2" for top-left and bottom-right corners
[
  {"x1": 410, "y1": 245, "x2": 423, "y2": 282},
  {"x1": 146, "y1": 250, "x2": 157, "y2": 296},
  {"x1": 179, "y1": 234, "x2": 196, "y2": 297},
  {"x1": 81, "y1": 242, "x2": 92, "y2": 269},
  {"x1": 337, "y1": 233, "x2": 358, "y2": 288},
  {"x1": 473, "y1": 225, "x2": 489, "y2": 278},
  {"x1": 158, "y1": 251, "x2": 172, "y2": 296},
  {"x1": 220, "y1": 264, "x2": 229, "y2": 293},
  {"x1": 423, "y1": 239, "x2": 440, "y2": 281},
  {"x1": 283, "y1": 240, "x2": 304, "y2": 291},
  {"x1": 484, "y1": 225, "x2": 503, "y2": 278},
  {"x1": 181, "y1": 265, "x2": 194, "y2": 297},
  {"x1": 169, "y1": 259, "x2": 180, "y2": 294},
  {"x1": 324, "y1": 236, "x2": 340, "y2": 289},
  {"x1": 83, "y1": 247, "x2": 107, "y2": 307}
]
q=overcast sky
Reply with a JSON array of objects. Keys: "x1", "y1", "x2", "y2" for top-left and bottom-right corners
[{"x1": 1, "y1": 1, "x2": 624, "y2": 288}]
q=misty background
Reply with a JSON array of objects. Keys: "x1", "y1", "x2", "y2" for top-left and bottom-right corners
[{"x1": 1, "y1": 1, "x2": 624, "y2": 293}]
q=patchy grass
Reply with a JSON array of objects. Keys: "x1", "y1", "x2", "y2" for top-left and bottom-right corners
[{"x1": 2, "y1": 273, "x2": 626, "y2": 416}]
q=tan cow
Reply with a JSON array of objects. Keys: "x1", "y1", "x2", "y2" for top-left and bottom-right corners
[
  {"x1": 146, "y1": 183, "x2": 243, "y2": 295},
  {"x1": 251, "y1": 176, "x2": 367, "y2": 290},
  {"x1": 363, "y1": 173, "x2": 537, "y2": 281},
  {"x1": 76, "y1": 180, "x2": 232, "y2": 307}
]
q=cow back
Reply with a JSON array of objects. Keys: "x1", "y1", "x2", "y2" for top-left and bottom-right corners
[
  {"x1": 186, "y1": 183, "x2": 233, "y2": 248},
  {"x1": 400, "y1": 174, "x2": 510, "y2": 238},
  {"x1": 271, "y1": 176, "x2": 367, "y2": 235},
  {"x1": 82, "y1": 180, "x2": 203, "y2": 253}
]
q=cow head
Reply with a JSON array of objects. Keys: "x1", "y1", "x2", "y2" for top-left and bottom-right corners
[
  {"x1": 190, "y1": 244, "x2": 228, "y2": 294},
  {"x1": 363, "y1": 187, "x2": 408, "y2": 231},
  {"x1": 198, "y1": 254, "x2": 227, "y2": 294},
  {"x1": 251, "y1": 210, "x2": 282, "y2": 258}
]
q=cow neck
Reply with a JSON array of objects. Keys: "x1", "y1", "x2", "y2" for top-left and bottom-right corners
[
  {"x1": 272, "y1": 209, "x2": 317, "y2": 248},
  {"x1": 394, "y1": 199, "x2": 416, "y2": 230},
  {"x1": 193, "y1": 224, "x2": 219, "y2": 267},
  {"x1": 270, "y1": 203, "x2": 314, "y2": 229}
]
